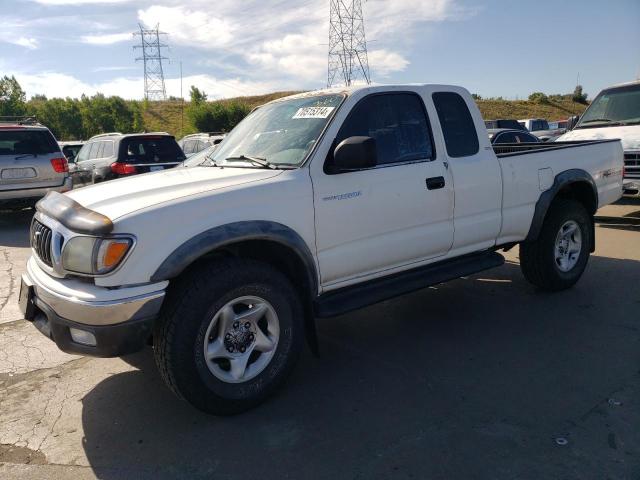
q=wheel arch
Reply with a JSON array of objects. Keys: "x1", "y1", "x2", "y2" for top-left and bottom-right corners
[
  {"x1": 150, "y1": 221, "x2": 320, "y2": 354},
  {"x1": 526, "y1": 169, "x2": 598, "y2": 251}
]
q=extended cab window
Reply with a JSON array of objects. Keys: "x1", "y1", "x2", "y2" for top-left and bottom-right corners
[
  {"x1": 432, "y1": 92, "x2": 479, "y2": 158},
  {"x1": 335, "y1": 93, "x2": 433, "y2": 167}
]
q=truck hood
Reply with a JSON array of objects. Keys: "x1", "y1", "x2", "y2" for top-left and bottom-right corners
[
  {"x1": 66, "y1": 166, "x2": 284, "y2": 220},
  {"x1": 557, "y1": 125, "x2": 640, "y2": 151}
]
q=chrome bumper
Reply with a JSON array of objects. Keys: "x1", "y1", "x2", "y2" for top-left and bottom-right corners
[{"x1": 24, "y1": 257, "x2": 167, "y2": 326}]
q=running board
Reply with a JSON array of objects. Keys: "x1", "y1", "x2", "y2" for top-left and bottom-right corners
[{"x1": 314, "y1": 251, "x2": 505, "y2": 318}]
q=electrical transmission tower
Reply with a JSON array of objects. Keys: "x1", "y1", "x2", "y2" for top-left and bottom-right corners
[
  {"x1": 133, "y1": 24, "x2": 169, "y2": 101},
  {"x1": 327, "y1": 0, "x2": 371, "y2": 87}
]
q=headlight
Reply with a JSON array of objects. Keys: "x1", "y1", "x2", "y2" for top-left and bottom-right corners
[{"x1": 61, "y1": 236, "x2": 134, "y2": 275}]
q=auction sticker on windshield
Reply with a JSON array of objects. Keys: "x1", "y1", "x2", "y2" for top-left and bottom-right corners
[{"x1": 292, "y1": 107, "x2": 335, "y2": 119}]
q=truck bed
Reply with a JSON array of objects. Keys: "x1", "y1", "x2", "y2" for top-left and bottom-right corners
[{"x1": 493, "y1": 139, "x2": 620, "y2": 157}]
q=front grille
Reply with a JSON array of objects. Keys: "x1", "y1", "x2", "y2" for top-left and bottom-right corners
[
  {"x1": 624, "y1": 152, "x2": 640, "y2": 179},
  {"x1": 31, "y1": 219, "x2": 53, "y2": 267}
]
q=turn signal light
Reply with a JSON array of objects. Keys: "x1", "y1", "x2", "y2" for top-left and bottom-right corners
[
  {"x1": 50, "y1": 157, "x2": 69, "y2": 173},
  {"x1": 100, "y1": 240, "x2": 131, "y2": 269},
  {"x1": 111, "y1": 162, "x2": 137, "y2": 175}
]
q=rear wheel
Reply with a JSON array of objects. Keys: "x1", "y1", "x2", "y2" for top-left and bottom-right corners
[
  {"x1": 153, "y1": 258, "x2": 304, "y2": 415},
  {"x1": 520, "y1": 199, "x2": 592, "y2": 291}
]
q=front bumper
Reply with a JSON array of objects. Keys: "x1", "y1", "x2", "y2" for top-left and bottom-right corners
[{"x1": 20, "y1": 259, "x2": 167, "y2": 357}]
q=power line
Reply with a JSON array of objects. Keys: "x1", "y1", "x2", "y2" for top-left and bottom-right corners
[
  {"x1": 133, "y1": 24, "x2": 169, "y2": 101},
  {"x1": 327, "y1": 0, "x2": 371, "y2": 87}
]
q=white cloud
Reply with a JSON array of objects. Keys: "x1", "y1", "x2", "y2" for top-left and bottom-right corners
[
  {"x1": 246, "y1": 31, "x2": 327, "y2": 80},
  {"x1": 137, "y1": 5, "x2": 234, "y2": 49},
  {"x1": 14, "y1": 72, "x2": 281, "y2": 100},
  {"x1": 31, "y1": 0, "x2": 130, "y2": 4},
  {"x1": 368, "y1": 50, "x2": 409, "y2": 76},
  {"x1": 81, "y1": 32, "x2": 131, "y2": 45},
  {"x1": 10, "y1": 36, "x2": 39, "y2": 50}
]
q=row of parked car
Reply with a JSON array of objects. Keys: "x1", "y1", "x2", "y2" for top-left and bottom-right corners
[
  {"x1": 484, "y1": 117, "x2": 569, "y2": 146},
  {"x1": 1, "y1": 79, "x2": 639, "y2": 209},
  {"x1": 0, "y1": 121, "x2": 227, "y2": 208}
]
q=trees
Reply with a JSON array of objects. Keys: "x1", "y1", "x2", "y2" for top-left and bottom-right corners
[
  {"x1": 528, "y1": 92, "x2": 549, "y2": 104},
  {"x1": 0, "y1": 75, "x2": 27, "y2": 116},
  {"x1": 572, "y1": 85, "x2": 588, "y2": 104},
  {"x1": 189, "y1": 86, "x2": 207, "y2": 105},
  {"x1": 1, "y1": 77, "x2": 253, "y2": 139}
]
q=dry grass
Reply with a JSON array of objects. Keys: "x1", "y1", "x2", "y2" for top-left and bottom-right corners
[{"x1": 142, "y1": 92, "x2": 588, "y2": 138}]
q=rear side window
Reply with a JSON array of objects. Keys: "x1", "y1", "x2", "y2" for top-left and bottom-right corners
[
  {"x1": 432, "y1": 92, "x2": 479, "y2": 158},
  {"x1": 120, "y1": 136, "x2": 185, "y2": 163},
  {"x1": 0, "y1": 130, "x2": 59, "y2": 156},
  {"x1": 335, "y1": 93, "x2": 434, "y2": 166},
  {"x1": 103, "y1": 141, "x2": 114, "y2": 157}
]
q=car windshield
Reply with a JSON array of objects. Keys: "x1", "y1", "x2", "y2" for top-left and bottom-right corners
[
  {"x1": 577, "y1": 84, "x2": 640, "y2": 128},
  {"x1": 206, "y1": 94, "x2": 344, "y2": 168}
]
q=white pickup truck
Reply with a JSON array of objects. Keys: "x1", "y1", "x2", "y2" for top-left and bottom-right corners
[
  {"x1": 558, "y1": 80, "x2": 640, "y2": 195},
  {"x1": 20, "y1": 84, "x2": 623, "y2": 415}
]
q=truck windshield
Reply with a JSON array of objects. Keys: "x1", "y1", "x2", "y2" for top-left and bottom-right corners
[
  {"x1": 577, "y1": 84, "x2": 640, "y2": 128},
  {"x1": 208, "y1": 94, "x2": 344, "y2": 168}
]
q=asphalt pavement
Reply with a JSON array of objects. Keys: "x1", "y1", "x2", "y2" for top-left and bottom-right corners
[{"x1": 1, "y1": 199, "x2": 638, "y2": 479}]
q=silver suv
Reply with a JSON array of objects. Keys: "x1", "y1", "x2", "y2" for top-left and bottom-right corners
[
  {"x1": 0, "y1": 117, "x2": 71, "y2": 209},
  {"x1": 177, "y1": 132, "x2": 225, "y2": 157}
]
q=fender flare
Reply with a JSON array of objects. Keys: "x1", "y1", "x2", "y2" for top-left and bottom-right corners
[
  {"x1": 150, "y1": 220, "x2": 319, "y2": 294},
  {"x1": 525, "y1": 168, "x2": 598, "y2": 247}
]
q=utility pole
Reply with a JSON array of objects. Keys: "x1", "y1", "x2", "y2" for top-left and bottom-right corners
[
  {"x1": 327, "y1": 0, "x2": 371, "y2": 87},
  {"x1": 180, "y1": 60, "x2": 184, "y2": 137},
  {"x1": 133, "y1": 24, "x2": 169, "y2": 101}
]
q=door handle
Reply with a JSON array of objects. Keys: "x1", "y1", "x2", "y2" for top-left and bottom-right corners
[{"x1": 426, "y1": 176, "x2": 446, "y2": 190}]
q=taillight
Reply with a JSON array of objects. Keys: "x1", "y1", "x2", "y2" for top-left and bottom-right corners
[
  {"x1": 110, "y1": 162, "x2": 137, "y2": 175},
  {"x1": 50, "y1": 157, "x2": 68, "y2": 173}
]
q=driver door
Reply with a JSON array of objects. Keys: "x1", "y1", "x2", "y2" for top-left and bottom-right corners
[{"x1": 311, "y1": 92, "x2": 455, "y2": 289}]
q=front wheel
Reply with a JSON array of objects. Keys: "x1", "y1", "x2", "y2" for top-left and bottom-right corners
[
  {"x1": 153, "y1": 258, "x2": 304, "y2": 415},
  {"x1": 520, "y1": 199, "x2": 592, "y2": 291}
]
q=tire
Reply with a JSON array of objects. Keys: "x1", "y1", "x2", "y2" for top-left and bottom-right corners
[
  {"x1": 153, "y1": 258, "x2": 304, "y2": 415},
  {"x1": 520, "y1": 199, "x2": 592, "y2": 291}
]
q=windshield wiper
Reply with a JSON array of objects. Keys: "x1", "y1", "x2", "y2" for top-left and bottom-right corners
[
  {"x1": 15, "y1": 153, "x2": 37, "y2": 160},
  {"x1": 224, "y1": 155, "x2": 278, "y2": 170},
  {"x1": 578, "y1": 118, "x2": 622, "y2": 127}
]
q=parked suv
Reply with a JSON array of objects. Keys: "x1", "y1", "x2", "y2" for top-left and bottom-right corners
[
  {"x1": 0, "y1": 117, "x2": 71, "y2": 209},
  {"x1": 178, "y1": 132, "x2": 226, "y2": 157},
  {"x1": 70, "y1": 132, "x2": 185, "y2": 187}
]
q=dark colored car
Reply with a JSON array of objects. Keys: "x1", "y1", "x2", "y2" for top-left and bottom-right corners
[
  {"x1": 484, "y1": 119, "x2": 528, "y2": 131},
  {"x1": 487, "y1": 128, "x2": 541, "y2": 144},
  {"x1": 70, "y1": 132, "x2": 186, "y2": 187}
]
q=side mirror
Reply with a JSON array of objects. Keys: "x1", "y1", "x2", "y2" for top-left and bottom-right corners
[
  {"x1": 566, "y1": 115, "x2": 580, "y2": 131},
  {"x1": 333, "y1": 136, "x2": 377, "y2": 172}
]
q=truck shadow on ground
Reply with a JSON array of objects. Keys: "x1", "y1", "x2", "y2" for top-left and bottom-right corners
[
  {"x1": 79, "y1": 253, "x2": 640, "y2": 479},
  {"x1": 0, "y1": 208, "x2": 33, "y2": 248}
]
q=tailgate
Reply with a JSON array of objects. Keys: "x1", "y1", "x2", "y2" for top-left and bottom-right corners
[{"x1": 0, "y1": 130, "x2": 66, "y2": 190}]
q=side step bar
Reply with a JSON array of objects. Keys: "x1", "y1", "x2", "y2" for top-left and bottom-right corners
[{"x1": 314, "y1": 251, "x2": 505, "y2": 318}]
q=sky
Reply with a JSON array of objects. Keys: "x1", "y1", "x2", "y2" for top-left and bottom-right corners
[{"x1": 1, "y1": 0, "x2": 639, "y2": 101}]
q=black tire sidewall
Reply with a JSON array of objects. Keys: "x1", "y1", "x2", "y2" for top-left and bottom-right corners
[
  {"x1": 542, "y1": 201, "x2": 591, "y2": 283},
  {"x1": 161, "y1": 260, "x2": 303, "y2": 414},
  {"x1": 193, "y1": 281, "x2": 296, "y2": 401}
]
